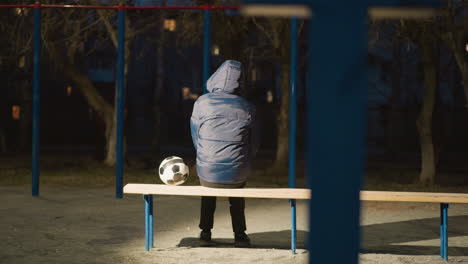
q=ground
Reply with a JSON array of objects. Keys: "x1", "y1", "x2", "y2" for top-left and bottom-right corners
[{"x1": 1, "y1": 185, "x2": 467, "y2": 264}]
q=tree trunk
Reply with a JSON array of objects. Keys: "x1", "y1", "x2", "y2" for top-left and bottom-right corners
[
  {"x1": 104, "y1": 116, "x2": 117, "y2": 166},
  {"x1": 61, "y1": 64, "x2": 116, "y2": 166},
  {"x1": 416, "y1": 38, "x2": 438, "y2": 185},
  {"x1": 272, "y1": 64, "x2": 290, "y2": 170}
]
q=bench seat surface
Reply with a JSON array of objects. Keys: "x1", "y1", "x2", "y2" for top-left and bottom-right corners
[{"x1": 124, "y1": 184, "x2": 468, "y2": 203}]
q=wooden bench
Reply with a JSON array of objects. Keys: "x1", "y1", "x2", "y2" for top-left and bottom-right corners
[{"x1": 123, "y1": 183, "x2": 468, "y2": 260}]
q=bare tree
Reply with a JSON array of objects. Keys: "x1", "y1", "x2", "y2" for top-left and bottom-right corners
[
  {"x1": 40, "y1": 5, "x2": 117, "y2": 165},
  {"x1": 251, "y1": 18, "x2": 307, "y2": 172},
  {"x1": 387, "y1": 19, "x2": 440, "y2": 185},
  {"x1": 93, "y1": 2, "x2": 161, "y2": 165},
  {"x1": 30, "y1": 0, "x2": 160, "y2": 166},
  {"x1": 0, "y1": 4, "x2": 33, "y2": 151},
  {"x1": 370, "y1": 16, "x2": 441, "y2": 185}
]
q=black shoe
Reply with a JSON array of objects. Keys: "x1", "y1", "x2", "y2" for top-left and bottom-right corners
[
  {"x1": 199, "y1": 230, "x2": 215, "y2": 247},
  {"x1": 234, "y1": 232, "x2": 251, "y2": 248}
]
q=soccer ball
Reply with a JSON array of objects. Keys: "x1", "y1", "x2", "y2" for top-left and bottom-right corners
[{"x1": 158, "y1": 156, "x2": 189, "y2": 186}]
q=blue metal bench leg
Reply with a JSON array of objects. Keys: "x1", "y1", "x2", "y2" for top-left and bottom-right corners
[
  {"x1": 144, "y1": 195, "x2": 154, "y2": 251},
  {"x1": 440, "y1": 203, "x2": 449, "y2": 261},
  {"x1": 144, "y1": 195, "x2": 149, "y2": 251},
  {"x1": 149, "y1": 195, "x2": 154, "y2": 248},
  {"x1": 290, "y1": 199, "x2": 297, "y2": 254}
]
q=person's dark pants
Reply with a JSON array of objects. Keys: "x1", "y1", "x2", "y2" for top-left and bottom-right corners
[{"x1": 199, "y1": 179, "x2": 246, "y2": 234}]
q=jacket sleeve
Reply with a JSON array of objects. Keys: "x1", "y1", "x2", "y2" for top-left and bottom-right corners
[
  {"x1": 249, "y1": 104, "x2": 260, "y2": 157},
  {"x1": 190, "y1": 100, "x2": 200, "y2": 150}
]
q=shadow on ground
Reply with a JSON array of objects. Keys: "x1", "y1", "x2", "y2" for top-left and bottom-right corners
[
  {"x1": 177, "y1": 215, "x2": 468, "y2": 257},
  {"x1": 362, "y1": 215, "x2": 468, "y2": 256},
  {"x1": 177, "y1": 230, "x2": 307, "y2": 250}
]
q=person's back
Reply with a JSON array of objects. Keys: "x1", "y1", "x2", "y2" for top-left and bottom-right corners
[
  {"x1": 190, "y1": 60, "x2": 258, "y2": 247},
  {"x1": 191, "y1": 60, "x2": 258, "y2": 186}
]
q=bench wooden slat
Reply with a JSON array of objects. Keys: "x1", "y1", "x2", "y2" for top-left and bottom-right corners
[
  {"x1": 124, "y1": 184, "x2": 310, "y2": 199},
  {"x1": 123, "y1": 184, "x2": 468, "y2": 204},
  {"x1": 361, "y1": 191, "x2": 468, "y2": 204}
]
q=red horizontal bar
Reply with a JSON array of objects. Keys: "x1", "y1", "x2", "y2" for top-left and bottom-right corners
[
  {"x1": 42, "y1": 4, "x2": 116, "y2": 10},
  {"x1": 0, "y1": 5, "x2": 32, "y2": 8},
  {"x1": 0, "y1": 4, "x2": 240, "y2": 10},
  {"x1": 125, "y1": 6, "x2": 240, "y2": 10}
]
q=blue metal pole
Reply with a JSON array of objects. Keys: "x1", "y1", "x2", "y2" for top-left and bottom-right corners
[
  {"x1": 32, "y1": 4, "x2": 41, "y2": 197},
  {"x1": 306, "y1": 3, "x2": 367, "y2": 264},
  {"x1": 115, "y1": 6, "x2": 126, "y2": 199},
  {"x1": 440, "y1": 203, "x2": 449, "y2": 261},
  {"x1": 440, "y1": 203, "x2": 444, "y2": 259},
  {"x1": 202, "y1": 9, "x2": 211, "y2": 94},
  {"x1": 144, "y1": 195, "x2": 150, "y2": 251},
  {"x1": 149, "y1": 195, "x2": 154, "y2": 248},
  {"x1": 288, "y1": 17, "x2": 299, "y2": 254}
]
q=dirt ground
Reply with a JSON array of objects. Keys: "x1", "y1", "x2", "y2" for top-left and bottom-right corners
[{"x1": 1, "y1": 186, "x2": 467, "y2": 264}]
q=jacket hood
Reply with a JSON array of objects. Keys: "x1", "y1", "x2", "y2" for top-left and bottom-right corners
[{"x1": 206, "y1": 60, "x2": 242, "y2": 94}]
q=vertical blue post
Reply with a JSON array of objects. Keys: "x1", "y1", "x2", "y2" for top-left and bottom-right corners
[
  {"x1": 440, "y1": 203, "x2": 449, "y2": 261},
  {"x1": 144, "y1": 195, "x2": 150, "y2": 251},
  {"x1": 306, "y1": 2, "x2": 367, "y2": 264},
  {"x1": 149, "y1": 195, "x2": 154, "y2": 248},
  {"x1": 32, "y1": 3, "x2": 42, "y2": 197},
  {"x1": 288, "y1": 17, "x2": 298, "y2": 254},
  {"x1": 115, "y1": 6, "x2": 126, "y2": 199},
  {"x1": 202, "y1": 7, "x2": 211, "y2": 94}
]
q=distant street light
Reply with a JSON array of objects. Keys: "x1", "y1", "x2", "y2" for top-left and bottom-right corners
[{"x1": 212, "y1": 45, "x2": 220, "y2": 55}]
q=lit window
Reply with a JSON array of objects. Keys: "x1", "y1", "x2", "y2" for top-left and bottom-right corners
[
  {"x1": 15, "y1": 8, "x2": 28, "y2": 16},
  {"x1": 266, "y1": 91, "x2": 273, "y2": 103},
  {"x1": 18, "y1": 56, "x2": 25, "y2": 69},
  {"x1": 466, "y1": 44, "x2": 468, "y2": 52},
  {"x1": 163, "y1": 19, "x2": 176, "y2": 32},
  {"x1": 12, "y1": 105, "x2": 21, "y2": 120},
  {"x1": 212, "y1": 45, "x2": 220, "y2": 56},
  {"x1": 66, "y1": 85, "x2": 73, "y2": 96}
]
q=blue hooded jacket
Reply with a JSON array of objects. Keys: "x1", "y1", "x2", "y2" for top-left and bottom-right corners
[{"x1": 190, "y1": 60, "x2": 258, "y2": 185}]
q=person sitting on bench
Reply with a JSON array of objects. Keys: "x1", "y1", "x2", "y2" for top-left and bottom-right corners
[{"x1": 190, "y1": 60, "x2": 259, "y2": 247}]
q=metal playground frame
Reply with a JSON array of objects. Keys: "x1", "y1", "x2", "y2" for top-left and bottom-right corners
[{"x1": 0, "y1": 1, "x2": 444, "y2": 263}]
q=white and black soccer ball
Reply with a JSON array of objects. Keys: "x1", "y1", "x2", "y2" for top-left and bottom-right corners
[{"x1": 158, "y1": 156, "x2": 189, "y2": 186}]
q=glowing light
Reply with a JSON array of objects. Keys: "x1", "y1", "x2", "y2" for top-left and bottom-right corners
[
  {"x1": 18, "y1": 56, "x2": 25, "y2": 69},
  {"x1": 12, "y1": 105, "x2": 21, "y2": 120},
  {"x1": 182, "y1": 87, "x2": 199, "y2": 100},
  {"x1": 66, "y1": 86, "x2": 73, "y2": 96},
  {"x1": 266, "y1": 91, "x2": 273, "y2": 103},
  {"x1": 212, "y1": 45, "x2": 220, "y2": 56},
  {"x1": 466, "y1": 44, "x2": 468, "y2": 52},
  {"x1": 163, "y1": 19, "x2": 176, "y2": 32},
  {"x1": 14, "y1": 8, "x2": 28, "y2": 16}
]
